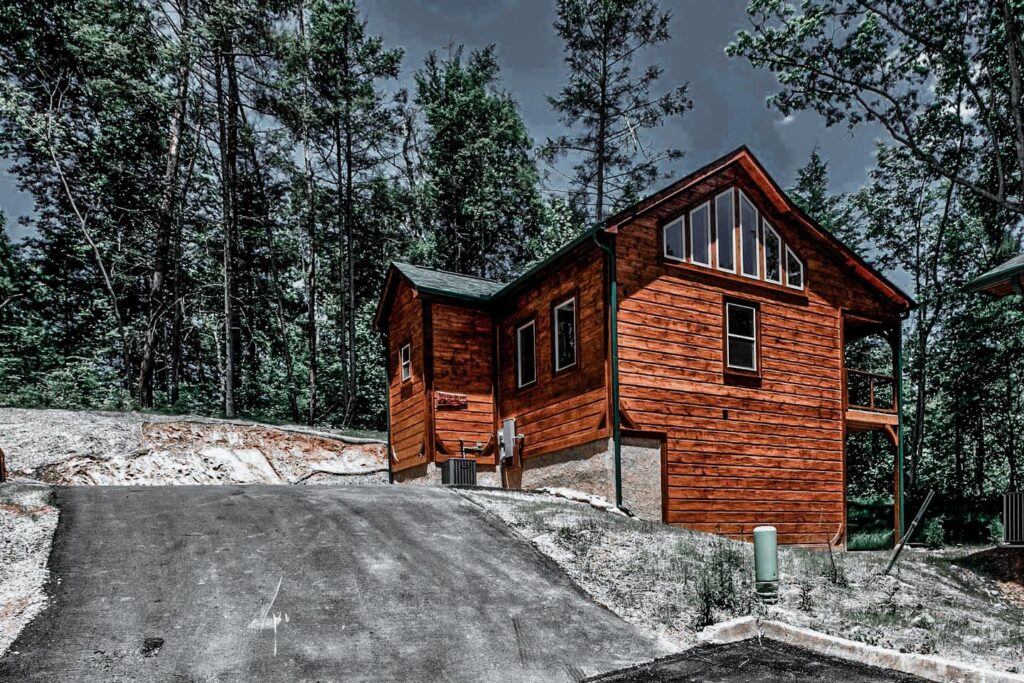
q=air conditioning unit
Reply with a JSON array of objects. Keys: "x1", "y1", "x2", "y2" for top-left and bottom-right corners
[
  {"x1": 440, "y1": 458, "x2": 476, "y2": 487},
  {"x1": 1005, "y1": 492, "x2": 1024, "y2": 546}
]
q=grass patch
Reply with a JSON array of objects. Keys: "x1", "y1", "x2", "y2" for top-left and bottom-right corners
[{"x1": 847, "y1": 529, "x2": 893, "y2": 551}]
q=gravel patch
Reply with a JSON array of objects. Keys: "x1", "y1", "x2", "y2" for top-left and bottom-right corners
[
  {"x1": 0, "y1": 482, "x2": 57, "y2": 657},
  {"x1": 460, "y1": 488, "x2": 1024, "y2": 676}
]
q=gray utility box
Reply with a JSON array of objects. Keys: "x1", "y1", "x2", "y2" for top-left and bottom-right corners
[
  {"x1": 440, "y1": 458, "x2": 477, "y2": 487},
  {"x1": 1005, "y1": 492, "x2": 1024, "y2": 546}
]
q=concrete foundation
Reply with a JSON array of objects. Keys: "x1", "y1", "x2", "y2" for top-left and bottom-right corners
[
  {"x1": 519, "y1": 438, "x2": 615, "y2": 503},
  {"x1": 620, "y1": 436, "x2": 663, "y2": 522}
]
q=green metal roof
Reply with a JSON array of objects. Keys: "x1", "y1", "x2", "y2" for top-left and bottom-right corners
[
  {"x1": 966, "y1": 253, "x2": 1024, "y2": 292},
  {"x1": 392, "y1": 262, "x2": 505, "y2": 302}
]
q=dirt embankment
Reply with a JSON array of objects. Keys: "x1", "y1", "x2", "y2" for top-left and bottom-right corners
[{"x1": 0, "y1": 408, "x2": 388, "y2": 486}]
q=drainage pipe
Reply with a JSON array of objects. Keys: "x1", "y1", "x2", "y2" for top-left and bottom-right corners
[{"x1": 592, "y1": 230, "x2": 622, "y2": 509}]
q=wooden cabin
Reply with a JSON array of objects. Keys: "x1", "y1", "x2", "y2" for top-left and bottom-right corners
[{"x1": 374, "y1": 147, "x2": 915, "y2": 545}]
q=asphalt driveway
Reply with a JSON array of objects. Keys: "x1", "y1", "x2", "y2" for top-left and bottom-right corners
[{"x1": 0, "y1": 485, "x2": 671, "y2": 682}]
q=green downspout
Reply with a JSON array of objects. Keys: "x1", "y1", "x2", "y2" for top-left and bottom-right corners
[
  {"x1": 895, "y1": 319, "x2": 906, "y2": 537},
  {"x1": 593, "y1": 231, "x2": 623, "y2": 508}
]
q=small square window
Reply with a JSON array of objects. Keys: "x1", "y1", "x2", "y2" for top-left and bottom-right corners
[
  {"x1": 516, "y1": 320, "x2": 536, "y2": 388},
  {"x1": 725, "y1": 302, "x2": 757, "y2": 372},
  {"x1": 400, "y1": 343, "x2": 411, "y2": 381},
  {"x1": 553, "y1": 297, "x2": 577, "y2": 372}
]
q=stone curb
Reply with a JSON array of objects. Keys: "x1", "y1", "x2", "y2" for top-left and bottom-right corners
[{"x1": 697, "y1": 616, "x2": 1024, "y2": 683}]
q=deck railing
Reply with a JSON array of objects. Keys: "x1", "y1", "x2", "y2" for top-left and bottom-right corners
[{"x1": 846, "y1": 369, "x2": 896, "y2": 412}]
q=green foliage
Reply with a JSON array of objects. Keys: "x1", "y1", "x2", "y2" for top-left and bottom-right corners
[
  {"x1": 415, "y1": 45, "x2": 545, "y2": 280},
  {"x1": 920, "y1": 515, "x2": 946, "y2": 549},
  {"x1": 987, "y1": 517, "x2": 1004, "y2": 545},
  {"x1": 847, "y1": 530, "x2": 894, "y2": 551}
]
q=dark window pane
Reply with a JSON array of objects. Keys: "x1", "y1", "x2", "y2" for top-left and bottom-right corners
[
  {"x1": 727, "y1": 304, "x2": 755, "y2": 338},
  {"x1": 690, "y1": 204, "x2": 710, "y2": 265},
  {"x1": 518, "y1": 324, "x2": 536, "y2": 386},
  {"x1": 787, "y1": 247, "x2": 804, "y2": 288},
  {"x1": 764, "y1": 226, "x2": 781, "y2": 283},
  {"x1": 555, "y1": 301, "x2": 576, "y2": 370},
  {"x1": 663, "y1": 220, "x2": 684, "y2": 259},
  {"x1": 716, "y1": 190, "x2": 734, "y2": 271},
  {"x1": 740, "y1": 194, "x2": 758, "y2": 277},
  {"x1": 728, "y1": 338, "x2": 756, "y2": 370}
]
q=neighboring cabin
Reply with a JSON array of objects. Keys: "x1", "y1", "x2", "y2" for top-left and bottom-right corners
[{"x1": 374, "y1": 147, "x2": 915, "y2": 545}]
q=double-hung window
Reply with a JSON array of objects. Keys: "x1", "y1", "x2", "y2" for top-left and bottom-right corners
[
  {"x1": 553, "y1": 297, "x2": 577, "y2": 372},
  {"x1": 400, "y1": 343, "x2": 412, "y2": 381},
  {"x1": 516, "y1": 320, "x2": 537, "y2": 388},
  {"x1": 725, "y1": 302, "x2": 758, "y2": 373}
]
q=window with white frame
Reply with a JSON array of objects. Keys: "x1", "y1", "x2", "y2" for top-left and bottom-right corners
[
  {"x1": 739, "y1": 191, "x2": 759, "y2": 278},
  {"x1": 662, "y1": 217, "x2": 685, "y2": 261},
  {"x1": 553, "y1": 297, "x2": 577, "y2": 372},
  {"x1": 785, "y1": 245, "x2": 804, "y2": 289},
  {"x1": 715, "y1": 189, "x2": 735, "y2": 272},
  {"x1": 725, "y1": 302, "x2": 757, "y2": 372},
  {"x1": 690, "y1": 202, "x2": 711, "y2": 267},
  {"x1": 763, "y1": 222, "x2": 782, "y2": 284},
  {"x1": 516, "y1": 320, "x2": 537, "y2": 387},
  {"x1": 400, "y1": 343, "x2": 412, "y2": 381}
]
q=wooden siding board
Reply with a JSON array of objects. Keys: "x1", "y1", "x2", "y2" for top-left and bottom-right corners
[{"x1": 615, "y1": 178, "x2": 879, "y2": 543}]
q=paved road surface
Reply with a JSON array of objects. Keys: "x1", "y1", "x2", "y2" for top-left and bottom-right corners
[
  {"x1": 0, "y1": 485, "x2": 670, "y2": 682},
  {"x1": 586, "y1": 639, "x2": 929, "y2": 682}
]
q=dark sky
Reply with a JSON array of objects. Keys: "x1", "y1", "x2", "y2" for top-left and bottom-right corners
[{"x1": 1, "y1": 0, "x2": 886, "y2": 242}]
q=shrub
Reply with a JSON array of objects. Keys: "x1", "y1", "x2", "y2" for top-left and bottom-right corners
[
  {"x1": 987, "y1": 517, "x2": 1004, "y2": 545},
  {"x1": 920, "y1": 515, "x2": 945, "y2": 549},
  {"x1": 847, "y1": 530, "x2": 893, "y2": 551}
]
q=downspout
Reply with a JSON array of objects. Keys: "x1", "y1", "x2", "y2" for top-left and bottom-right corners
[
  {"x1": 593, "y1": 230, "x2": 622, "y2": 508},
  {"x1": 383, "y1": 332, "x2": 394, "y2": 484},
  {"x1": 895, "y1": 316, "x2": 906, "y2": 536}
]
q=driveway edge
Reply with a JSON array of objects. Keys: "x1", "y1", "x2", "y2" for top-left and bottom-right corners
[{"x1": 698, "y1": 616, "x2": 1024, "y2": 683}]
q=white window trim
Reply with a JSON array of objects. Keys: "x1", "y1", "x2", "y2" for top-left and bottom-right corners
[
  {"x1": 400, "y1": 343, "x2": 411, "y2": 381},
  {"x1": 785, "y1": 245, "x2": 805, "y2": 290},
  {"x1": 725, "y1": 302, "x2": 758, "y2": 372},
  {"x1": 763, "y1": 222, "x2": 783, "y2": 285},
  {"x1": 662, "y1": 217, "x2": 685, "y2": 262},
  {"x1": 738, "y1": 190, "x2": 760, "y2": 280},
  {"x1": 516, "y1": 320, "x2": 537, "y2": 388},
  {"x1": 715, "y1": 189, "x2": 737, "y2": 274},
  {"x1": 553, "y1": 297, "x2": 577, "y2": 372},
  {"x1": 689, "y1": 201, "x2": 711, "y2": 267}
]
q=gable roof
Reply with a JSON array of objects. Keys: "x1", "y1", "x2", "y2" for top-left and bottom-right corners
[
  {"x1": 375, "y1": 147, "x2": 916, "y2": 332},
  {"x1": 966, "y1": 253, "x2": 1024, "y2": 297},
  {"x1": 603, "y1": 146, "x2": 916, "y2": 312},
  {"x1": 393, "y1": 262, "x2": 505, "y2": 301}
]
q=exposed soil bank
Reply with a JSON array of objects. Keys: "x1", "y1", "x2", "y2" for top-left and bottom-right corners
[{"x1": 0, "y1": 408, "x2": 387, "y2": 486}]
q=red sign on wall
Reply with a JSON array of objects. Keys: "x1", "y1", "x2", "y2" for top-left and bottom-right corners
[{"x1": 435, "y1": 391, "x2": 468, "y2": 409}]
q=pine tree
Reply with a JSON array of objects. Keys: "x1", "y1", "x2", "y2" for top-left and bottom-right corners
[
  {"x1": 544, "y1": 0, "x2": 690, "y2": 222},
  {"x1": 789, "y1": 146, "x2": 855, "y2": 245}
]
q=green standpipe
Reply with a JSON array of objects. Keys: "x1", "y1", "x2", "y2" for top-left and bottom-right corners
[
  {"x1": 753, "y1": 525, "x2": 778, "y2": 604},
  {"x1": 592, "y1": 231, "x2": 622, "y2": 509}
]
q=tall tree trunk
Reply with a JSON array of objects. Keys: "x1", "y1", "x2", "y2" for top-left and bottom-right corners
[
  {"x1": 137, "y1": 0, "x2": 191, "y2": 407},
  {"x1": 170, "y1": 103, "x2": 200, "y2": 408},
  {"x1": 214, "y1": 32, "x2": 239, "y2": 418},
  {"x1": 333, "y1": 119, "x2": 350, "y2": 422},
  {"x1": 298, "y1": 0, "x2": 317, "y2": 426},
  {"x1": 343, "y1": 21, "x2": 357, "y2": 426}
]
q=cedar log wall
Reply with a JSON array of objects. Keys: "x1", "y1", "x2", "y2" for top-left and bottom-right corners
[
  {"x1": 387, "y1": 280, "x2": 428, "y2": 471},
  {"x1": 615, "y1": 164, "x2": 897, "y2": 544},
  {"x1": 497, "y1": 241, "x2": 610, "y2": 468},
  {"x1": 431, "y1": 302, "x2": 496, "y2": 465}
]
